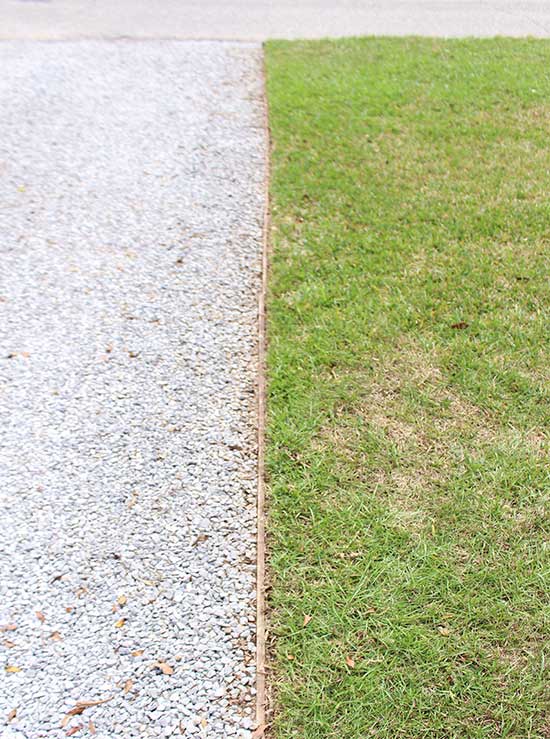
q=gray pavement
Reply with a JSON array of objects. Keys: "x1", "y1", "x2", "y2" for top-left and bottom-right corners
[{"x1": 2, "y1": 0, "x2": 550, "y2": 40}]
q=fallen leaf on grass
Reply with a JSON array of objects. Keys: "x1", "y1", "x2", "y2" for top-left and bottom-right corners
[
  {"x1": 7, "y1": 708, "x2": 17, "y2": 721},
  {"x1": 152, "y1": 661, "x2": 174, "y2": 675},
  {"x1": 114, "y1": 618, "x2": 126, "y2": 628},
  {"x1": 302, "y1": 614, "x2": 312, "y2": 627},
  {"x1": 438, "y1": 626, "x2": 451, "y2": 636},
  {"x1": 36, "y1": 611, "x2": 46, "y2": 623},
  {"x1": 251, "y1": 724, "x2": 267, "y2": 738},
  {"x1": 6, "y1": 665, "x2": 22, "y2": 673},
  {"x1": 286, "y1": 654, "x2": 295, "y2": 661},
  {"x1": 0, "y1": 624, "x2": 17, "y2": 632},
  {"x1": 451, "y1": 321, "x2": 469, "y2": 330},
  {"x1": 345, "y1": 655, "x2": 355, "y2": 668}
]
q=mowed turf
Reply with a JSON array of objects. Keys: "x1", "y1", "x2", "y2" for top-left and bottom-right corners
[{"x1": 265, "y1": 38, "x2": 550, "y2": 738}]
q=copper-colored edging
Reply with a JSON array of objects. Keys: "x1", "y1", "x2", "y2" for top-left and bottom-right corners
[{"x1": 255, "y1": 46, "x2": 271, "y2": 735}]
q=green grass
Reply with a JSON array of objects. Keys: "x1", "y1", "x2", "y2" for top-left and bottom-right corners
[{"x1": 265, "y1": 38, "x2": 550, "y2": 738}]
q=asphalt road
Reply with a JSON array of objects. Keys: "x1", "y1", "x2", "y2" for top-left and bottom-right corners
[{"x1": 2, "y1": 0, "x2": 550, "y2": 40}]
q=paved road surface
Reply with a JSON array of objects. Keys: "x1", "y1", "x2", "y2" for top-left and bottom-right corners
[
  {"x1": 0, "y1": 40, "x2": 264, "y2": 739},
  {"x1": 2, "y1": 0, "x2": 550, "y2": 40}
]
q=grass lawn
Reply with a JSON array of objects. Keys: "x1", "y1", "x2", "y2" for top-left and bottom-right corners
[{"x1": 264, "y1": 38, "x2": 550, "y2": 738}]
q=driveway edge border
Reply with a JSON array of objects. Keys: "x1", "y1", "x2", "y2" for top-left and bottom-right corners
[{"x1": 255, "y1": 44, "x2": 271, "y2": 737}]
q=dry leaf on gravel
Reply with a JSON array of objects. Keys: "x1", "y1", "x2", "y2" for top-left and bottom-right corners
[
  {"x1": 66, "y1": 726, "x2": 81, "y2": 736},
  {"x1": 191, "y1": 534, "x2": 209, "y2": 546},
  {"x1": 88, "y1": 720, "x2": 96, "y2": 735},
  {"x1": 50, "y1": 632, "x2": 62, "y2": 641},
  {"x1": 4, "y1": 640, "x2": 16, "y2": 648},
  {"x1": 123, "y1": 679, "x2": 133, "y2": 693},
  {"x1": 152, "y1": 661, "x2": 174, "y2": 675},
  {"x1": 131, "y1": 649, "x2": 144, "y2": 657},
  {"x1": 117, "y1": 595, "x2": 127, "y2": 607},
  {"x1": 0, "y1": 624, "x2": 17, "y2": 632},
  {"x1": 114, "y1": 618, "x2": 126, "y2": 628},
  {"x1": 5, "y1": 665, "x2": 22, "y2": 673},
  {"x1": 7, "y1": 708, "x2": 17, "y2": 721},
  {"x1": 66, "y1": 697, "x2": 113, "y2": 717},
  {"x1": 36, "y1": 611, "x2": 46, "y2": 623}
]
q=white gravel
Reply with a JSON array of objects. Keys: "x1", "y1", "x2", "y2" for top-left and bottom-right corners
[{"x1": 0, "y1": 41, "x2": 265, "y2": 738}]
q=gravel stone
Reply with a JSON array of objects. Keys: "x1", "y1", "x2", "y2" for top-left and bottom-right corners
[{"x1": 0, "y1": 40, "x2": 265, "y2": 737}]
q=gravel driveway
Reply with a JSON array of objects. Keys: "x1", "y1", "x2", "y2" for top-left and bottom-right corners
[{"x1": 0, "y1": 41, "x2": 265, "y2": 738}]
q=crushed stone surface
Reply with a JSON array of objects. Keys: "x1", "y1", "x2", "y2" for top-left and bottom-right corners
[{"x1": 0, "y1": 40, "x2": 265, "y2": 738}]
